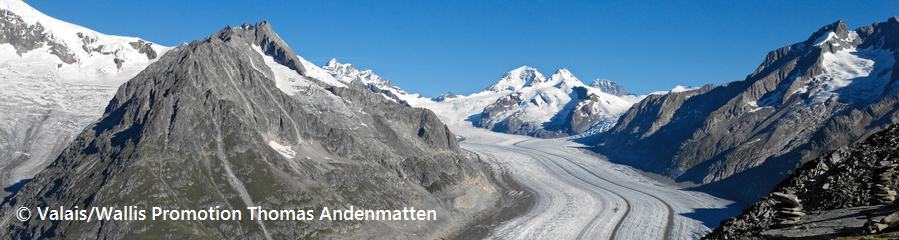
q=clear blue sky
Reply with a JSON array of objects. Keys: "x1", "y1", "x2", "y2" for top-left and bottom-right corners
[{"x1": 28, "y1": 0, "x2": 899, "y2": 96}]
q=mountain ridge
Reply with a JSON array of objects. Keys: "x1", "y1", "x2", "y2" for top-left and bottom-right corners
[
  {"x1": 594, "y1": 17, "x2": 899, "y2": 201},
  {"x1": 1, "y1": 21, "x2": 499, "y2": 239}
]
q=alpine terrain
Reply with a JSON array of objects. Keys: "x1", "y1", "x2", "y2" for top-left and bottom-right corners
[
  {"x1": 319, "y1": 64, "x2": 642, "y2": 137},
  {"x1": 595, "y1": 18, "x2": 899, "y2": 201},
  {"x1": 4, "y1": 0, "x2": 899, "y2": 239},
  {"x1": 708, "y1": 124, "x2": 899, "y2": 239},
  {"x1": 0, "y1": 0, "x2": 169, "y2": 189},
  {"x1": 0, "y1": 21, "x2": 500, "y2": 239}
]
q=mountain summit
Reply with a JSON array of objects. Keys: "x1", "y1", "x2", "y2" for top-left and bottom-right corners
[
  {"x1": 1, "y1": 21, "x2": 498, "y2": 239},
  {"x1": 474, "y1": 67, "x2": 640, "y2": 137},
  {"x1": 595, "y1": 17, "x2": 899, "y2": 201},
  {"x1": 486, "y1": 66, "x2": 546, "y2": 92}
]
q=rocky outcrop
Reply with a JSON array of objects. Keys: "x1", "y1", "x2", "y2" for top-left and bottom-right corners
[
  {"x1": 596, "y1": 18, "x2": 899, "y2": 201},
  {"x1": 129, "y1": 40, "x2": 158, "y2": 59},
  {"x1": 591, "y1": 79, "x2": 629, "y2": 96},
  {"x1": 216, "y1": 22, "x2": 307, "y2": 75},
  {"x1": 706, "y1": 124, "x2": 899, "y2": 239},
  {"x1": 0, "y1": 8, "x2": 75, "y2": 63},
  {"x1": 0, "y1": 22, "x2": 497, "y2": 239}
]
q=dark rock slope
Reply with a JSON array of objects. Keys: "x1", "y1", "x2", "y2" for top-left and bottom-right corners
[
  {"x1": 706, "y1": 124, "x2": 899, "y2": 239},
  {"x1": 0, "y1": 22, "x2": 498, "y2": 239},
  {"x1": 596, "y1": 18, "x2": 899, "y2": 201}
]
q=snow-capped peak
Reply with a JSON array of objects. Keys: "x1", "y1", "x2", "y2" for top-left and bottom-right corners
[
  {"x1": 486, "y1": 66, "x2": 546, "y2": 91},
  {"x1": 320, "y1": 58, "x2": 422, "y2": 104},
  {"x1": 590, "y1": 79, "x2": 629, "y2": 96},
  {"x1": 545, "y1": 68, "x2": 583, "y2": 87},
  {"x1": 0, "y1": 0, "x2": 168, "y2": 67},
  {"x1": 326, "y1": 58, "x2": 339, "y2": 68},
  {"x1": 323, "y1": 58, "x2": 391, "y2": 86}
]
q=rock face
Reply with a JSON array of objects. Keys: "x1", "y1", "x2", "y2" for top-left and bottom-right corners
[
  {"x1": 590, "y1": 79, "x2": 629, "y2": 96},
  {"x1": 0, "y1": 22, "x2": 496, "y2": 239},
  {"x1": 0, "y1": 0, "x2": 169, "y2": 189},
  {"x1": 474, "y1": 67, "x2": 640, "y2": 137},
  {"x1": 706, "y1": 124, "x2": 899, "y2": 239},
  {"x1": 595, "y1": 18, "x2": 899, "y2": 201}
]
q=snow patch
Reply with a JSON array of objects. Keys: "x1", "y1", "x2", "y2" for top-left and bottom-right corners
[
  {"x1": 267, "y1": 141, "x2": 296, "y2": 159},
  {"x1": 671, "y1": 85, "x2": 698, "y2": 93},
  {"x1": 809, "y1": 48, "x2": 895, "y2": 103},
  {"x1": 295, "y1": 55, "x2": 345, "y2": 87},
  {"x1": 251, "y1": 45, "x2": 315, "y2": 95},
  {"x1": 813, "y1": 31, "x2": 836, "y2": 46}
]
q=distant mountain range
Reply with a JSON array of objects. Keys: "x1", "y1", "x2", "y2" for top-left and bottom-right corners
[{"x1": 320, "y1": 61, "x2": 643, "y2": 138}]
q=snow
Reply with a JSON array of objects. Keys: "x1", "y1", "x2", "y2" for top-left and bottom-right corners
[
  {"x1": 744, "y1": 100, "x2": 770, "y2": 113},
  {"x1": 809, "y1": 47, "x2": 895, "y2": 103},
  {"x1": 0, "y1": 0, "x2": 170, "y2": 79},
  {"x1": 813, "y1": 31, "x2": 837, "y2": 46},
  {"x1": 322, "y1": 58, "x2": 424, "y2": 103},
  {"x1": 483, "y1": 68, "x2": 637, "y2": 126},
  {"x1": 0, "y1": 0, "x2": 171, "y2": 187},
  {"x1": 649, "y1": 85, "x2": 699, "y2": 96},
  {"x1": 487, "y1": 66, "x2": 545, "y2": 91},
  {"x1": 671, "y1": 85, "x2": 698, "y2": 93},
  {"x1": 267, "y1": 140, "x2": 296, "y2": 159},
  {"x1": 251, "y1": 45, "x2": 336, "y2": 95},
  {"x1": 398, "y1": 67, "x2": 641, "y2": 135},
  {"x1": 454, "y1": 124, "x2": 736, "y2": 240},
  {"x1": 295, "y1": 54, "x2": 346, "y2": 87}
]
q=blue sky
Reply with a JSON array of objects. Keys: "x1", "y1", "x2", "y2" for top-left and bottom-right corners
[{"x1": 29, "y1": 0, "x2": 899, "y2": 96}]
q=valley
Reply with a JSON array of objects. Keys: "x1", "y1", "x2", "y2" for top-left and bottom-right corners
[
  {"x1": 448, "y1": 124, "x2": 737, "y2": 239},
  {"x1": 2, "y1": 0, "x2": 899, "y2": 238}
]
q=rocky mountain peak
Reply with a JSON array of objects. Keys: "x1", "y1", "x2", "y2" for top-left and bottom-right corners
[
  {"x1": 211, "y1": 21, "x2": 307, "y2": 75},
  {"x1": 805, "y1": 20, "x2": 854, "y2": 50},
  {"x1": 486, "y1": 65, "x2": 546, "y2": 91},
  {"x1": 590, "y1": 79, "x2": 629, "y2": 96},
  {"x1": 1, "y1": 19, "x2": 487, "y2": 238}
]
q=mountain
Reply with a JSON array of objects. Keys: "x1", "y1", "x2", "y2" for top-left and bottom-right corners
[
  {"x1": 316, "y1": 63, "x2": 640, "y2": 137},
  {"x1": 707, "y1": 124, "x2": 899, "y2": 239},
  {"x1": 321, "y1": 58, "x2": 418, "y2": 105},
  {"x1": 0, "y1": 0, "x2": 169, "y2": 189},
  {"x1": 591, "y1": 79, "x2": 629, "y2": 96},
  {"x1": 474, "y1": 67, "x2": 641, "y2": 137},
  {"x1": 0, "y1": 22, "x2": 499, "y2": 239},
  {"x1": 594, "y1": 18, "x2": 899, "y2": 201}
]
